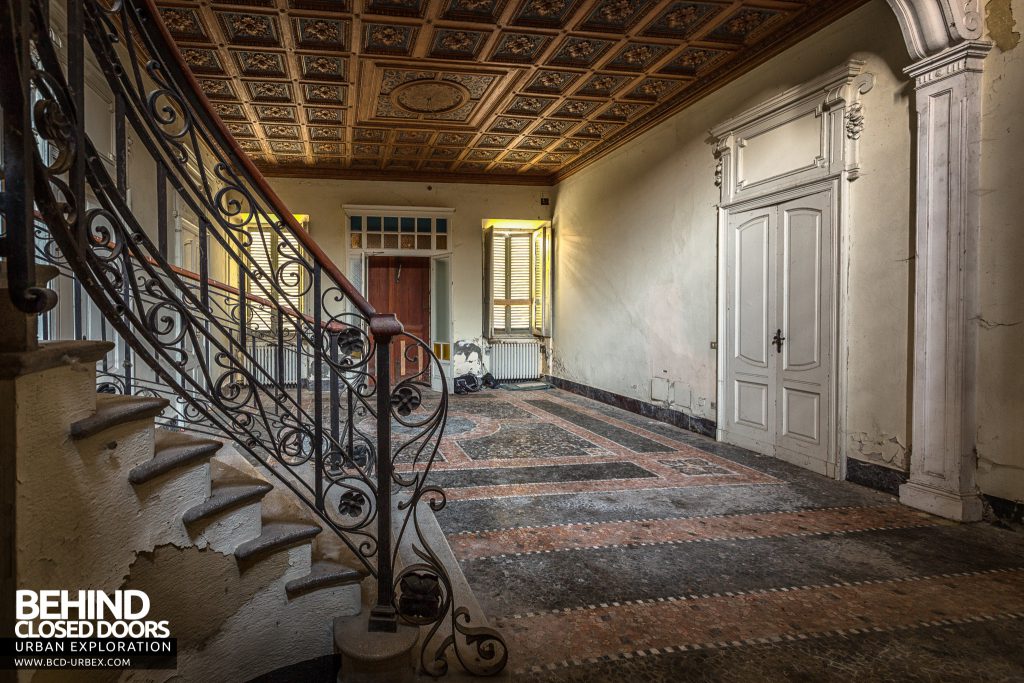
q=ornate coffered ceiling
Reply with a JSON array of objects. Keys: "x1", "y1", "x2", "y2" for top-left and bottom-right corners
[{"x1": 157, "y1": 0, "x2": 867, "y2": 184}]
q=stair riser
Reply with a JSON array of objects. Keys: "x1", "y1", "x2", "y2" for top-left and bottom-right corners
[{"x1": 191, "y1": 500, "x2": 263, "y2": 554}]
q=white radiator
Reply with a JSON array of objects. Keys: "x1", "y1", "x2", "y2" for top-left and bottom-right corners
[
  {"x1": 489, "y1": 341, "x2": 541, "y2": 382},
  {"x1": 245, "y1": 342, "x2": 303, "y2": 386}
]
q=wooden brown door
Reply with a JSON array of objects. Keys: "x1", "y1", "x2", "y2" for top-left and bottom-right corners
[{"x1": 367, "y1": 256, "x2": 431, "y2": 382}]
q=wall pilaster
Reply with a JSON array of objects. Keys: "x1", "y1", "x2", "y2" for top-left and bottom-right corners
[{"x1": 899, "y1": 41, "x2": 991, "y2": 521}]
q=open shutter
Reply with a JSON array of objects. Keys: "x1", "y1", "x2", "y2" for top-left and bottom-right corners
[
  {"x1": 483, "y1": 226, "x2": 496, "y2": 337},
  {"x1": 530, "y1": 224, "x2": 551, "y2": 337}
]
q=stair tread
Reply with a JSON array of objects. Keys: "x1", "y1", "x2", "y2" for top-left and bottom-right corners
[
  {"x1": 71, "y1": 394, "x2": 169, "y2": 440},
  {"x1": 285, "y1": 559, "x2": 368, "y2": 599},
  {"x1": 234, "y1": 521, "x2": 322, "y2": 563},
  {"x1": 182, "y1": 481, "x2": 273, "y2": 527},
  {"x1": 128, "y1": 429, "x2": 222, "y2": 485}
]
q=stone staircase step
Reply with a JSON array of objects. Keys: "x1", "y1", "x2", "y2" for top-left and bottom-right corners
[
  {"x1": 235, "y1": 521, "x2": 322, "y2": 564},
  {"x1": 286, "y1": 559, "x2": 368, "y2": 599},
  {"x1": 183, "y1": 481, "x2": 273, "y2": 527},
  {"x1": 71, "y1": 394, "x2": 168, "y2": 440},
  {"x1": 129, "y1": 429, "x2": 223, "y2": 485}
]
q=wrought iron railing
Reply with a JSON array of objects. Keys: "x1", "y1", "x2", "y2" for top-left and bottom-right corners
[{"x1": 0, "y1": 0, "x2": 506, "y2": 675}]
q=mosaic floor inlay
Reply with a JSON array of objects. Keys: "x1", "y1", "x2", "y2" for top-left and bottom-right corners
[{"x1": 430, "y1": 388, "x2": 1024, "y2": 681}]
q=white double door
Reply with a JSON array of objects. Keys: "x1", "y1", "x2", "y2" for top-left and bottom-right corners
[{"x1": 722, "y1": 190, "x2": 835, "y2": 476}]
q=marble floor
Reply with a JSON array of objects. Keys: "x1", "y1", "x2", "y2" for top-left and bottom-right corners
[{"x1": 433, "y1": 387, "x2": 1024, "y2": 682}]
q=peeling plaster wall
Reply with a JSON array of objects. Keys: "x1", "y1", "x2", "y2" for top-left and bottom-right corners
[
  {"x1": 977, "y1": 0, "x2": 1024, "y2": 502},
  {"x1": 266, "y1": 177, "x2": 552, "y2": 372},
  {"x1": 550, "y1": 0, "x2": 914, "y2": 470}
]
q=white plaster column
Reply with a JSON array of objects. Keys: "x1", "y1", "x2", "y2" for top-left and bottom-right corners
[{"x1": 899, "y1": 41, "x2": 991, "y2": 521}]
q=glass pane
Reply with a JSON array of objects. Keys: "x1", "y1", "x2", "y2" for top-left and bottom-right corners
[
  {"x1": 367, "y1": 233, "x2": 382, "y2": 248},
  {"x1": 417, "y1": 235, "x2": 431, "y2": 249},
  {"x1": 417, "y1": 217, "x2": 432, "y2": 233},
  {"x1": 400, "y1": 217, "x2": 415, "y2": 232},
  {"x1": 436, "y1": 218, "x2": 448, "y2": 233},
  {"x1": 384, "y1": 234, "x2": 399, "y2": 249},
  {"x1": 435, "y1": 235, "x2": 447, "y2": 250},
  {"x1": 401, "y1": 235, "x2": 415, "y2": 249},
  {"x1": 384, "y1": 217, "x2": 399, "y2": 232},
  {"x1": 367, "y1": 216, "x2": 381, "y2": 232},
  {"x1": 350, "y1": 233, "x2": 362, "y2": 249},
  {"x1": 349, "y1": 215, "x2": 362, "y2": 231}
]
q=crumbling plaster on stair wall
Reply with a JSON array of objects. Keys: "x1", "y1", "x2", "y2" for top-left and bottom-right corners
[
  {"x1": 13, "y1": 361, "x2": 360, "y2": 683},
  {"x1": 976, "y1": 0, "x2": 1024, "y2": 503}
]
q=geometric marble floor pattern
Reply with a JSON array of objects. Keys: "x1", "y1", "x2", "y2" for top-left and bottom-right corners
[{"x1": 435, "y1": 388, "x2": 1024, "y2": 682}]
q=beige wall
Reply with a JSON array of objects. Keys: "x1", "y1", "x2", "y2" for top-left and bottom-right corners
[
  {"x1": 264, "y1": 177, "x2": 552, "y2": 355},
  {"x1": 977, "y1": 0, "x2": 1024, "y2": 502},
  {"x1": 550, "y1": 0, "x2": 915, "y2": 470}
]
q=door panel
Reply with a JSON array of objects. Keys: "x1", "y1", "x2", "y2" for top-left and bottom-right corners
[
  {"x1": 736, "y1": 217, "x2": 770, "y2": 366},
  {"x1": 782, "y1": 208, "x2": 822, "y2": 370},
  {"x1": 367, "y1": 256, "x2": 431, "y2": 382},
  {"x1": 723, "y1": 208, "x2": 776, "y2": 452},
  {"x1": 776, "y1": 193, "x2": 831, "y2": 468}
]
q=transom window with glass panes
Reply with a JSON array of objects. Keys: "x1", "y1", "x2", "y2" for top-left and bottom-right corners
[
  {"x1": 485, "y1": 223, "x2": 551, "y2": 339},
  {"x1": 349, "y1": 214, "x2": 448, "y2": 251}
]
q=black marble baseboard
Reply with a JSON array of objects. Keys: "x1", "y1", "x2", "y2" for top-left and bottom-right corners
[
  {"x1": 984, "y1": 494, "x2": 1024, "y2": 527},
  {"x1": 844, "y1": 458, "x2": 907, "y2": 495},
  {"x1": 544, "y1": 375, "x2": 717, "y2": 439}
]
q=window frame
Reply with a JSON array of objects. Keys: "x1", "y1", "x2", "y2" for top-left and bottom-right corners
[{"x1": 483, "y1": 221, "x2": 551, "y2": 341}]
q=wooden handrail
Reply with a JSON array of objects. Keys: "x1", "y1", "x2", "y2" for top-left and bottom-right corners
[{"x1": 137, "y1": 0, "x2": 378, "y2": 321}]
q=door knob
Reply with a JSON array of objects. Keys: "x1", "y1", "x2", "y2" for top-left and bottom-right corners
[{"x1": 772, "y1": 329, "x2": 785, "y2": 353}]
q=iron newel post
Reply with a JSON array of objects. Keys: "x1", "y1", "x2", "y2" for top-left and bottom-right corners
[{"x1": 368, "y1": 312, "x2": 403, "y2": 633}]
